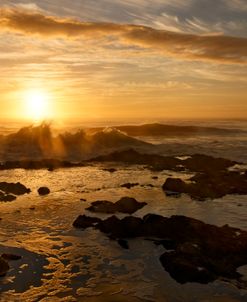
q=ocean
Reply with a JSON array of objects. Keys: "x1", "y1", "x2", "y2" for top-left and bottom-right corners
[{"x1": 0, "y1": 119, "x2": 247, "y2": 301}]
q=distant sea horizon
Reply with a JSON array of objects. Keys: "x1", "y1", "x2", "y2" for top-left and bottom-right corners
[{"x1": 1, "y1": 117, "x2": 247, "y2": 135}]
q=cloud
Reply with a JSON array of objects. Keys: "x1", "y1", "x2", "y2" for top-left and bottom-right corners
[{"x1": 0, "y1": 8, "x2": 247, "y2": 64}]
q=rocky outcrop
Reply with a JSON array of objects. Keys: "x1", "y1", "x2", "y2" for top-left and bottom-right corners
[
  {"x1": 73, "y1": 213, "x2": 247, "y2": 284},
  {"x1": 89, "y1": 150, "x2": 237, "y2": 173},
  {"x1": 86, "y1": 197, "x2": 147, "y2": 214},
  {"x1": 0, "y1": 159, "x2": 84, "y2": 171},
  {"x1": 163, "y1": 170, "x2": 247, "y2": 200}
]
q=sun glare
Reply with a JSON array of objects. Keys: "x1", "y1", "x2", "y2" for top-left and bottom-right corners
[{"x1": 24, "y1": 90, "x2": 52, "y2": 121}]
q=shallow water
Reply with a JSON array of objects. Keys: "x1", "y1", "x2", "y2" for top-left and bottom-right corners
[{"x1": 0, "y1": 165, "x2": 247, "y2": 301}]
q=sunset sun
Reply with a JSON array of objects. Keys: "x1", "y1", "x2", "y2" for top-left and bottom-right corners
[{"x1": 24, "y1": 90, "x2": 51, "y2": 121}]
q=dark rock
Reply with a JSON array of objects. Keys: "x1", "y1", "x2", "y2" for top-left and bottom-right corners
[
  {"x1": 1, "y1": 253, "x2": 22, "y2": 261},
  {"x1": 89, "y1": 150, "x2": 236, "y2": 173},
  {"x1": 86, "y1": 197, "x2": 147, "y2": 214},
  {"x1": 80, "y1": 198, "x2": 87, "y2": 202},
  {"x1": 73, "y1": 213, "x2": 247, "y2": 284},
  {"x1": 98, "y1": 215, "x2": 143, "y2": 238},
  {"x1": 152, "y1": 176, "x2": 158, "y2": 180},
  {"x1": 160, "y1": 252, "x2": 216, "y2": 284},
  {"x1": 73, "y1": 215, "x2": 101, "y2": 229},
  {"x1": 0, "y1": 194, "x2": 17, "y2": 202},
  {"x1": 117, "y1": 239, "x2": 129, "y2": 249},
  {"x1": 0, "y1": 256, "x2": 9, "y2": 276},
  {"x1": 0, "y1": 159, "x2": 84, "y2": 171},
  {"x1": 89, "y1": 149, "x2": 181, "y2": 172},
  {"x1": 103, "y1": 168, "x2": 117, "y2": 173},
  {"x1": 165, "y1": 190, "x2": 181, "y2": 198},
  {"x1": 163, "y1": 170, "x2": 247, "y2": 200},
  {"x1": 153, "y1": 239, "x2": 177, "y2": 250},
  {"x1": 121, "y1": 183, "x2": 139, "y2": 189},
  {"x1": 115, "y1": 197, "x2": 147, "y2": 214},
  {"x1": 0, "y1": 182, "x2": 31, "y2": 196},
  {"x1": 38, "y1": 187, "x2": 50, "y2": 195},
  {"x1": 87, "y1": 200, "x2": 116, "y2": 214}
]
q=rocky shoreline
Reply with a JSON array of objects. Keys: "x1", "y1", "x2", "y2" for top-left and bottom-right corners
[{"x1": 73, "y1": 213, "x2": 247, "y2": 285}]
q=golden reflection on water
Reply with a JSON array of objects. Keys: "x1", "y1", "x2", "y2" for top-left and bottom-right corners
[{"x1": 0, "y1": 166, "x2": 247, "y2": 301}]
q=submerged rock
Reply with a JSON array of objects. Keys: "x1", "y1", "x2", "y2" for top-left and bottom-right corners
[
  {"x1": 38, "y1": 187, "x2": 50, "y2": 196},
  {"x1": 73, "y1": 213, "x2": 247, "y2": 284},
  {"x1": 86, "y1": 197, "x2": 147, "y2": 214}
]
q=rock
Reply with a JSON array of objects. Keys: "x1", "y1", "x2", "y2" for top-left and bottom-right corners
[
  {"x1": 103, "y1": 168, "x2": 117, "y2": 173},
  {"x1": 152, "y1": 176, "x2": 158, "y2": 180},
  {"x1": 87, "y1": 200, "x2": 116, "y2": 214},
  {"x1": 0, "y1": 194, "x2": 17, "y2": 202},
  {"x1": 80, "y1": 198, "x2": 87, "y2": 202},
  {"x1": 153, "y1": 239, "x2": 177, "y2": 250},
  {"x1": 1, "y1": 253, "x2": 22, "y2": 261},
  {"x1": 117, "y1": 239, "x2": 129, "y2": 249},
  {"x1": 0, "y1": 159, "x2": 84, "y2": 171},
  {"x1": 160, "y1": 252, "x2": 216, "y2": 284},
  {"x1": 165, "y1": 190, "x2": 181, "y2": 198},
  {"x1": 73, "y1": 213, "x2": 247, "y2": 284},
  {"x1": 163, "y1": 171, "x2": 247, "y2": 200},
  {"x1": 121, "y1": 183, "x2": 139, "y2": 189},
  {"x1": 38, "y1": 187, "x2": 50, "y2": 195},
  {"x1": 89, "y1": 150, "x2": 236, "y2": 173},
  {"x1": 98, "y1": 215, "x2": 143, "y2": 238},
  {"x1": 73, "y1": 215, "x2": 101, "y2": 229},
  {"x1": 0, "y1": 256, "x2": 9, "y2": 276},
  {"x1": 0, "y1": 182, "x2": 31, "y2": 196},
  {"x1": 115, "y1": 197, "x2": 147, "y2": 214},
  {"x1": 86, "y1": 197, "x2": 147, "y2": 214}
]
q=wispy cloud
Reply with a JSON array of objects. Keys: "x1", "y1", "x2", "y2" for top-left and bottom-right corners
[{"x1": 0, "y1": 8, "x2": 247, "y2": 64}]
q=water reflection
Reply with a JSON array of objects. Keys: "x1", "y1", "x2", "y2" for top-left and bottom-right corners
[{"x1": 0, "y1": 166, "x2": 247, "y2": 301}]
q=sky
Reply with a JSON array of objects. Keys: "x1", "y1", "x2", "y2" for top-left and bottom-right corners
[{"x1": 0, "y1": 0, "x2": 247, "y2": 123}]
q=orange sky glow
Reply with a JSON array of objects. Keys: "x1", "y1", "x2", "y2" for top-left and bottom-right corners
[{"x1": 0, "y1": 1, "x2": 247, "y2": 123}]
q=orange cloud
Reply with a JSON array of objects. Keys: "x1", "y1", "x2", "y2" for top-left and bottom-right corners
[{"x1": 1, "y1": 8, "x2": 247, "y2": 64}]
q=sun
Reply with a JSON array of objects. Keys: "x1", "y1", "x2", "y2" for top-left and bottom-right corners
[{"x1": 24, "y1": 90, "x2": 52, "y2": 121}]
